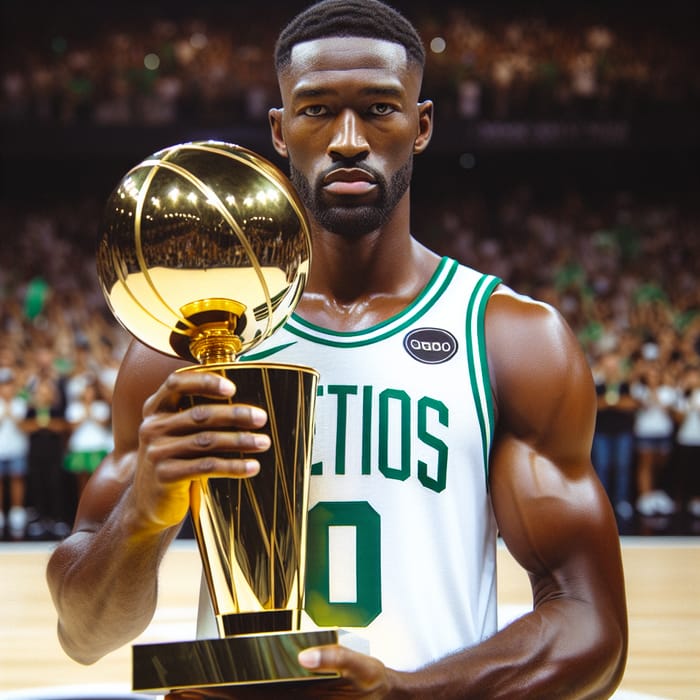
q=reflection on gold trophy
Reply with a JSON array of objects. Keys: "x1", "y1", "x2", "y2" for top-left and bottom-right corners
[{"x1": 97, "y1": 141, "x2": 338, "y2": 692}]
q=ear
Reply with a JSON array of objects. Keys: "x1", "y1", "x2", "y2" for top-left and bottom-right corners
[
  {"x1": 268, "y1": 108, "x2": 288, "y2": 158},
  {"x1": 413, "y1": 100, "x2": 434, "y2": 154}
]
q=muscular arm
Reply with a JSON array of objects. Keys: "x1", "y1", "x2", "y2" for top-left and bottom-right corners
[
  {"x1": 46, "y1": 341, "x2": 270, "y2": 664},
  {"x1": 459, "y1": 291, "x2": 625, "y2": 696},
  {"x1": 294, "y1": 290, "x2": 627, "y2": 699},
  {"x1": 418, "y1": 291, "x2": 626, "y2": 697}
]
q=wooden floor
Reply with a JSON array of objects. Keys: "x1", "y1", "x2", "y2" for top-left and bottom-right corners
[{"x1": 1, "y1": 538, "x2": 698, "y2": 699}]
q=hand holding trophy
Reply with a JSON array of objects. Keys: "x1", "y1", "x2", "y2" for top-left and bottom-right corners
[{"x1": 96, "y1": 141, "x2": 338, "y2": 692}]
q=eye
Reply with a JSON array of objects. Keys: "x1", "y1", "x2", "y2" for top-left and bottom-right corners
[
  {"x1": 302, "y1": 105, "x2": 328, "y2": 117},
  {"x1": 368, "y1": 103, "x2": 396, "y2": 116}
]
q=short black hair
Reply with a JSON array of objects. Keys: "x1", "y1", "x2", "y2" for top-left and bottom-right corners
[{"x1": 275, "y1": 0, "x2": 425, "y2": 73}]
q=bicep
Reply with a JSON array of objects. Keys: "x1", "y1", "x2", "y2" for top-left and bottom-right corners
[
  {"x1": 490, "y1": 437, "x2": 628, "y2": 689},
  {"x1": 490, "y1": 435, "x2": 620, "y2": 609}
]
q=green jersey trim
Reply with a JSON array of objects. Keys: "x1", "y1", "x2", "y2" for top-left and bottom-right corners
[
  {"x1": 240, "y1": 340, "x2": 298, "y2": 362},
  {"x1": 284, "y1": 257, "x2": 458, "y2": 349},
  {"x1": 465, "y1": 274, "x2": 501, "y2": 484}
]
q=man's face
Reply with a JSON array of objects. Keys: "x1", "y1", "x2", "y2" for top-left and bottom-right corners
[{"x1": 271, "y1": 37, "x2": 432, "y2": 237}]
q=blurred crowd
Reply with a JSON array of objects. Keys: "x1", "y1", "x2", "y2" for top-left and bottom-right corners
[
  {"x1": 0, "y1": 1, "x2": 697, "y2": 540},
  {"x1": 0, "y1": 199, "x2": 127, "y2": 540},
  {"x1": 1, "y1": 3, "x2": 696, "y2": 126},
  {"x1": 428, "y1": 184, "x2": 700, "y2": 533},
  {"x1": 0, "y1": 182, "x2": 699, "y2": 540}
]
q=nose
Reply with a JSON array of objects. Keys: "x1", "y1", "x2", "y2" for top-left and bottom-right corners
[{"x1": 327, "y1": 109, "x2": 369, "y2": 161}]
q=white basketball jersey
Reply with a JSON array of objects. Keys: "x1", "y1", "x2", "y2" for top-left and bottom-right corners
[{"x1": 197, "y1": 257, "x2": 501, "y2": 671}]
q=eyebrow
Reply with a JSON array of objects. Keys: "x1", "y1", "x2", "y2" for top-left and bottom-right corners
[{"x1": 293, "y1": 85, "x2": 405, "y2": 100}]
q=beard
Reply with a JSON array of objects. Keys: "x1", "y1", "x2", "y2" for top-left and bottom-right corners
[{"x1": 289, "y1": 158, "x2": 413, "y2": 237}]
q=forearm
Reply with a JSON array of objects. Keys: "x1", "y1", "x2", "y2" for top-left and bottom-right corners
[
  {"x1": 399, "y1": 599, "x2": 625, "y2": 700},
  {"x1": 46, "y1": 490, "x2": 179, "y2": 664}
]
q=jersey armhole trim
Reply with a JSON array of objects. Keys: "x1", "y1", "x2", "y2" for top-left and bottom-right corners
[{"x1": 465, "y1": 274, "x2": 501, "y2": 486}]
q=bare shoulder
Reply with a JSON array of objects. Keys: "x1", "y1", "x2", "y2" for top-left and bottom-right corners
[
  {"x1": 485, "y1": 285, "x2": 596, "y2": 460},
  {"x1": 485, "y1": 285, "x2": 589, "y2": 385}
]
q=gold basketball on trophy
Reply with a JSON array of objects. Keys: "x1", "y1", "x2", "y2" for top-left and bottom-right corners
[
  {"x1": 97, "y1": 141, "x2": 338, "y2": 691},
  {"x1": 97, "y1": 139, "x2": 310, "y2": 362}
]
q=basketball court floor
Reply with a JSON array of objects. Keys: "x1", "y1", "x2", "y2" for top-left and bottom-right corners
[{"x1": 1, "y1": 538, "x2": 698, "y2": 699}]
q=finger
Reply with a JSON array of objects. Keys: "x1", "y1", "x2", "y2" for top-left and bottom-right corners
[
  {"x1": 144, "y1": 426, "x2": 271, "y2": 475},
  {"x1": 298, "y1": 645, "x2": 353, "y2": 675},
  {"x1": 185, "y1": 426, "x2": 271, "y2": 454},
  {"x1": 298, "y1": 645, "x2": 384, "y2": 689},
  {"x1": 141, "y1": 404, "x2": 270, "y2": 443},
  {"x1": 154, "y1": 455, "x2": 262, "y2": 481},
  {"x1": 144, "y1": 371, "x2": 236, "y2": 415},
  {"x1": 184, "y1": 402, "x2": 269, "y2": 431},
  {"x1": 143, "y1": 421, "x2": 270, "y2": 460}
]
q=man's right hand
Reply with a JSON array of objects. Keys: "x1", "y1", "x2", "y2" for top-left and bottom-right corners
[{"x1": 127, "y1": 368, "x2": 271, "y2": 536}]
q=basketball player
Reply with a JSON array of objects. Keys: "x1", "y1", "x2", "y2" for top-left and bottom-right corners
[{"x1": 47, "y1": 1, "x2": 628, "y2": 697}]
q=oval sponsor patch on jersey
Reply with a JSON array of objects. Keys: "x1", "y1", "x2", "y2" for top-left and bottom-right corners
[{"x1": 403, "y1": 328, "x2": 458, "y2": 364}]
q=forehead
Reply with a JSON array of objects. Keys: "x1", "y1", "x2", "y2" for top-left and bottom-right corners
[{"x1": 280, "y1": 37, "x2": 417, "y2": 97}]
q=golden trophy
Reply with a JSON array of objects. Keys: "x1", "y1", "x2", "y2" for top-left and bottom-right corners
[{"x1": 96, "y1": 141, "x2": 338, "y2": 692}]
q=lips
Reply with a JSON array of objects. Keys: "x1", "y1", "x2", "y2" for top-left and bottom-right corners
[{"x1": 322, "y1": 168, "x2": 377, "y2": 196}]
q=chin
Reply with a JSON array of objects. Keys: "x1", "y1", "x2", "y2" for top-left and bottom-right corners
[{"x1": 316, "y1": 205, "x2": 389, "y2": 237}]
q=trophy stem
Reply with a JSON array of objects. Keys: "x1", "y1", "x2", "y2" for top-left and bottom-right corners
[
  {"x1": 190, "y1": 327, "x2": 242, "y2": 364},
  {"x1": 179, "y1": 298, "x2": 246, "y2": 364}
]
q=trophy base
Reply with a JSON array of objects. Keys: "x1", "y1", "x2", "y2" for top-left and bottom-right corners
[{"x1": 132, "y1": 629, "x2": 339, "y2": 692}]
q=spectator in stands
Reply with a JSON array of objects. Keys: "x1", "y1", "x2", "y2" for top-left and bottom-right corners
[
  {"x1": 0, "y1": 369, "x2": 29, "y2": 539},
  {"x1": 631, "y1": 355, "x2": 679, "y2": 516},
  {"x1": 673, "y1": 364, "x2": 700, "y2": 518},
  {"x1": 64, "y1": 379, "x2": 112, "y2": 497},
  {"x1": 591, "y1": 351, "x2": 638, "y2": 521},
  {"x1": 22, "y1": 376, "x2": 71, "y2": 539}
]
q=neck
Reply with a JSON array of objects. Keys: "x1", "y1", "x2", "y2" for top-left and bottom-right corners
[{"x1": 297, "y1": 201, "x2": 440, "y2": 331}]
